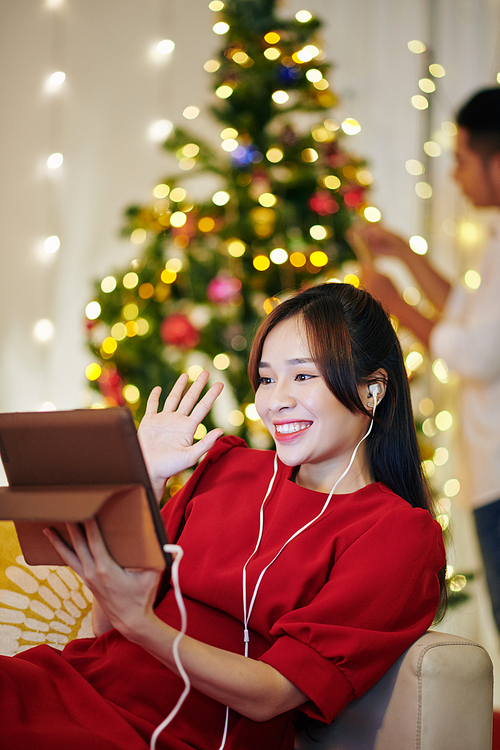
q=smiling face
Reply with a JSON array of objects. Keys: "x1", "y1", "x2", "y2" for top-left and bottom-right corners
[{"x1": 254, "y1": 316, "x2": 373, "y2": 493}]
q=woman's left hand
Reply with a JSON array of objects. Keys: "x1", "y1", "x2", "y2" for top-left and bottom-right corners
[{"x1": 43, "y1": 519, "x2": 160, "y2": 637}]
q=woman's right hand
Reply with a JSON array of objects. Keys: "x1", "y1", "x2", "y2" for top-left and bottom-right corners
[{"x1": 138, "y1": 371, "x2": 224, "y2": 502}]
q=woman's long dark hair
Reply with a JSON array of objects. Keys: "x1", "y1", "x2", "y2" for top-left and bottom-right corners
[{"x1": 248, "y1": 282, "x2": 447, "y2": 617}]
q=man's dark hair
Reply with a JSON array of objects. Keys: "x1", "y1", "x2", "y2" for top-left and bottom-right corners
[{"x1": 456, "y1": 87, "x2": 500, "y2": 160}]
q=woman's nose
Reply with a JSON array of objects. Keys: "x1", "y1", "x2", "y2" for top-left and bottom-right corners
[{"x1": 269, "y1": 381, "x2": 296, "y2": 411}]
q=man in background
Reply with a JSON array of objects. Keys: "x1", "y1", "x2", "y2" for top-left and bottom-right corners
[{"x1": 353, "y1": 87, "x2": 500, "y2": 633}]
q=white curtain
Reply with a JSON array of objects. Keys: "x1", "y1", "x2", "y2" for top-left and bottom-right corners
[{"x1": 1, "y1": 0, "x2": 500, "y2": 701}]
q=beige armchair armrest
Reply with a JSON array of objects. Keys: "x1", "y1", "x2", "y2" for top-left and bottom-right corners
[{"x1": 295, "y1": 631, "x2": 493, "y2": 750}]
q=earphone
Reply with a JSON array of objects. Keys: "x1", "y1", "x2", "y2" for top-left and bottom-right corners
[{"x1": 368, "y1": 382, "x2": 381, "y2": 409}]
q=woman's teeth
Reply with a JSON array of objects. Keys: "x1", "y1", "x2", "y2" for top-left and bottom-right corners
[{"x1": 276, "y1": 422, "x2": 310, "y2": 434}]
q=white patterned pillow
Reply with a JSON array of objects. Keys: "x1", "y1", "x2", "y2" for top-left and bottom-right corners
[{"x1": 0, "y1": 521, "x2": 93, "y2": 655}]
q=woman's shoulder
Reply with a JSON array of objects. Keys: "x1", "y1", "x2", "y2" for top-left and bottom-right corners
[{"x1": 358, "y1": 482, "x2": 441, "y2": 528}]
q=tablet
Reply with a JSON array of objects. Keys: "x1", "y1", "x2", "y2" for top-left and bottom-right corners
[{"x1": 0, "y1": 407, "x2": 170, "y2": 571}]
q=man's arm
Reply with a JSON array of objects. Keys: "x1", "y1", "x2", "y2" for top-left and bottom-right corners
[{"x1": 351, "y1": 225, "x2": 451, "y2": 313}]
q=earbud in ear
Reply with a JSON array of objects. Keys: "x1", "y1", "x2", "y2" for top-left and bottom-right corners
[{"x1": 369, "y1": 383, "x2": 381, "y2": 398}]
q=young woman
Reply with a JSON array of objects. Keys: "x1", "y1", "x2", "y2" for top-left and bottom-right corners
[{"x1": 1, "y1": 282, "x2": 446, "y2": 750}]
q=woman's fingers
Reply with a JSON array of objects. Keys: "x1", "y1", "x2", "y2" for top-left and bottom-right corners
[
  {"x1": 43, "y1": 526, "x2": 83, "y2": 575},
  {"x1": 144, "y1": 386, "x2": 162, "y2": 415},
  {"x1": 162, "y1": 373, "x2": 190, "y2": 413},
  {"x1": 175, "y1": 371, "x2": 211, "y2": 415},
  {"x1": 189, "y1": 381, "x2": 224, "y2": 424},
  {"x1": 188, "y1": 427, "x2": 225, "y2": 463}
]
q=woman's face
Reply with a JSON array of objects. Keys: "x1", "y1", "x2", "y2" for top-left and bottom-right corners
[{"x1": 254, "y1": 316, "x2": 372, "y2": 492}]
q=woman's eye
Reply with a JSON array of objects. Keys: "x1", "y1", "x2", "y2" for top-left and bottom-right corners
[
  {"x1": 258, "y1": 376, "x2": 273, "y2": 385},
  {"x1": 295, "y1": 373, "x2": 314, "y2": 381}
]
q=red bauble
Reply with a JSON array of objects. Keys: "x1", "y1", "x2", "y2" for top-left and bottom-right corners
[
  {"x1": 207, "y1": 274, "x2": 242, "y2": 304},
  {"x1": 343, "y1": 186, "x2": 364, "y2": 208},
  {"x1": 97, "y1": 367, "x2": 125, "y2": 406},
  {"x1": 309, "y1": 190, "x2": 339, "y2": 216},
  {"x1": 161, "y1": 313, "x2": 200, "y2": 349}
]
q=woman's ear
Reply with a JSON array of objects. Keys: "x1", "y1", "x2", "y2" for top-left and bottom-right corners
[{"x1": 362, "y1": 369, "x2": 387, "y2": 411}]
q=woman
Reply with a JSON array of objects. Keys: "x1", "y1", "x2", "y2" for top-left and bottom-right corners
[{"x1": 1, "y1": 282, "x2": 446, "y2": 750}]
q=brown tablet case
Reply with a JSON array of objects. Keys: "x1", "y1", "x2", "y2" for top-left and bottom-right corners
[{"x1": 0, "y1": 407, "x2": 169, "y2": 572}]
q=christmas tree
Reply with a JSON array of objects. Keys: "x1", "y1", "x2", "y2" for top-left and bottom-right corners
[{"x1": 85, "y1": 0, "x2": 375, "y2": 470}]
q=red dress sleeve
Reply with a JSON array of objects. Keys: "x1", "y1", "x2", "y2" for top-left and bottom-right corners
[
  {"x1": 259, "y1": 502, "x2": 444, "y2": 723},
  {"x1": 161, "y1": 435, "x2": 247, "y2": 541}
]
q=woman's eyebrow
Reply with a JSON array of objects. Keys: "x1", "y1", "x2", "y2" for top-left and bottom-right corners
[{"x1": 258, "y1": 357, "x2": 314, "y2": 369}]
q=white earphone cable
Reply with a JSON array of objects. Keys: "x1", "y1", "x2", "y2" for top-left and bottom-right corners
[
  {"x1": 242, "y1": 394, "x2": 378, "y2": 656},
  {"x1": 150, "y1": 544, "x2": 190, "y2": 750}
]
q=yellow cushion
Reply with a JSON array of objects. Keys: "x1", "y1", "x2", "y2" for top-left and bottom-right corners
[{"x1": 0, "y1": 521, "x2": 93, "y2": 655}]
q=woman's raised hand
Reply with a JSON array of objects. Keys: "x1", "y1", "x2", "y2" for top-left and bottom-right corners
[{"x1": 138, "y1": 371, "x2": 224, "y2": 502}]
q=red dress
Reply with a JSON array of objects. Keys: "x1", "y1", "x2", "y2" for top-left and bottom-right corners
[{"x1": 0, "y1": 436, "x2": 445, "y2": 749}]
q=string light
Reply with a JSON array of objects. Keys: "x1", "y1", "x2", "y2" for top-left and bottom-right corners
[
  {"x1": 415, "y1": 181, "x2": 432, "y2": 199},
  {"x1": 429, "y1": 63, "x2": 446, "y2": 77},
  {"x1": 295, "y1": 45, "x2": 319, "y2": 62},
  {"x1": 123, "y1": 384, "x2": 140, "y2": 403},
  {"x1": 203, "y1": 59, "x2": 220, "y2": 72},
  {"x1": 411, "y1": 95, "x2": 428, "y2": 110},
  {"x1": 48, "y1": 71, "x2": 66, "y2": 87},
  {"x1": 212, "y1": 191, "x2": 230, "y2": 205},
  {"x1": 409, "y1": 235, "x2": 428, "y2": 254},
  {"x1": 341, "y1": 119, "x2": 361, "y2": 135},
  {"x1": 402, "y1": 286, "x2": 420, "y2": 305},
  {"x1": 264, "y1": 32, "x2": 280, "y2": 44},
  {"x1": 47, "y1": 152, "x2": 63, "y2": 169},
  {"x1": 123, "y1": 272, "x2": 139, "y2": 289},
  {"x1": 245, "y1": 404, "x2": 260, "y2": 420},
  {"x1": 418, "y1": 78, "x2": 435, "y2": 93},
  {"x1": 157, "y1": 39, "x2": 175, "y2": 55},
  {"x1": 406, "y1": 159, "x2": 425, "y2": 175},
  {"x1": 216, "y1": 84, "x2": 233, "y2": 99},
  {"x1": 253, "y1": 255, "x2": 270, "y2": 271},
  {"x1": 269, "y1": 248, "x2": 288, "y2": 264},
  {"x1": 34, "y1": 319, "x2": 55, "y2": 342},
  {"x1": 170, "y1": 187, "x2": 186, "y2": 202},
  {"x1": 301, "y1": 148, "x2": 318, "y2": 162},
  {"x1": 423, "y1": 141, "x2": 442, "y2": 157},
  {"x1": 264, "y1": 48, "x2": 280, "y2": 60},
  {"x1": 101, "y1": 276, "x2": 117, "y2": 293},
  {"x1": 148, "y1": 120, "x2": 173, "y2": 142},
  {"x1": 170, "y1": 212, "x2": 187, "y2": 227},
  {"x1": 310, "y1": 251, "x2": 328, "y2": 267},
  {"x1": 131, "y1": 228, "x2": 147, "y2": 244},
  {"x1": 464, "y1": 270, "x2": 481, "y2": 289},
  {"x1": 213, "y1": 353, "x2": 230, "y2": 370},
  {"x1": 407, "y1": 40, "x2": 426, "y2": 53},
  {"x1": 309, "y1": 225, "x2": 327, "y2": 240},
  {"x1": 432, "y1": 359, "x2": 449, "y2": 383},
  {"x1": 323, "y1": 175, "x2": 341, "y2": 190},
  {"x1": 272, "y1": 90, "x2": 289, "y2": 104},
  {"x1": 266, "y1": 147, "x2": 283, "y2": 163},
  {"x1": 295, "y1": 10, "x2": 312, "y2": 22},
  {"x1": 213, "y1": 21, "x2": 229, "y2": 34},
  {"x1": 85, "y1": 363, "x2": 101, "y2": 381},
  {"x1": 44, "y1": 235, "x2": 60, "y2": 253},
  {"x1": 364, "y1": 207, "x2": 381, "y2": 222},
  {"x1": 85, "y1": 301, "x2": 101, "y2": 320},
  {"x1": 436, "y1": 411, "x2": 453, "y2": 431},
  {"x1": 221, "y1": 138, "x2": 238, "y2": 152}
]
